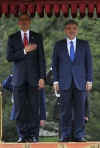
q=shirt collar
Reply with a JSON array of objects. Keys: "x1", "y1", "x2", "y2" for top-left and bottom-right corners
[
  {"x1": 67, "y1": 37, "x2": 76, "y2": 44},
  {"x1": 21, "y1": 30, "x2": 29, "y2": 35}
]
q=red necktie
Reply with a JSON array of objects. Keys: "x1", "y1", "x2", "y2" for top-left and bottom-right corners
[{"x1": 24, "y1": 33, "x2": 28, "y2": 47}]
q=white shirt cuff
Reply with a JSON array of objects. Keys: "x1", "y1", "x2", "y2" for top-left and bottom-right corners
[
  {"x1": 53, "y1": 81, "x2": 59, "y2": 85},
  {"x1": 24, "y1": 49, "x2": 27, "y2": 55},
  {"x1": 87, "y1": 81, "x2": 92, "y2": 85}
]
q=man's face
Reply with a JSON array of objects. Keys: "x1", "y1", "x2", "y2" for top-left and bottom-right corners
[
  {"x1": 18, "y1": 14, "x2": 31, "y2": 32},
  {"x1": 64, "y1": 24, "x2": 78, "y2": 40}
]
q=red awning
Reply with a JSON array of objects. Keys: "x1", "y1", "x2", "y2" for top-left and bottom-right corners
[{"x1": 0, "y1": 0, "x2": 100, "y2": 17}]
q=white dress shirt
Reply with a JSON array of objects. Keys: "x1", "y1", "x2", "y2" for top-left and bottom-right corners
[
  {"x1": 67, "y1": 37, "x2": 76, "y2": 56},
  {"x1": 21, "y1": 30, "x2": 29, "y2": 42}
]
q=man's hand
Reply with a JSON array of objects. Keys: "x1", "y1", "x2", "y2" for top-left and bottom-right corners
[
  {"x1": 53, "y1": 83, "x2": 59, "y2": 92},
  {"x1": 25, "y1": 44, "x2": 37, "y2": 53},
  {"x1": 86, "y1": 82, "x2": 92, "y2": 91},
  {"x1": 38, "y1": 79, "x2": 45, "y2": 89},
  {"x1": 40, "y1": 120, "x2": 45, "y2": 127},
  {"x1": 84, "y1": 116, "x2": 88, "y2": 121}
]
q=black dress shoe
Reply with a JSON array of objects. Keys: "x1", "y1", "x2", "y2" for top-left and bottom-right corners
[
  {"x1": 74, "y1": 138, "x2": 87, "y2": 142},
  {"x1": 32, "y1": 137, "x2": 39, "y2": 142},
  {"x1": 26, "y1": 137, "x2": 33, "y2": 142},
  {"x1": 59, "y1": 138, "x2": 71, "y2": 142},
  {"x1": 17, "y1": 137, "x2": 27, "y2": 143}
]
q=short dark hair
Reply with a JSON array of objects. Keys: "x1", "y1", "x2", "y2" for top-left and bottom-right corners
[
  {"x1": 65, "y1": 19, "x2": 78, "y2": 26},
  {"x1": 19, "y1": 13, "x2": 31, "y2": 20}
]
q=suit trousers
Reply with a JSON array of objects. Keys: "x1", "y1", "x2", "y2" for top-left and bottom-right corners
[
  {"x1": 13, "y1": 83, "x2": 40, "y2": 138},
  {"x1": 60, "y1": 80, "x2": 86, "y2": 140}
]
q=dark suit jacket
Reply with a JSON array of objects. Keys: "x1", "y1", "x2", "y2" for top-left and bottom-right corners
[
  {"x1": 52, "y1": 38, "x2": 93, "y2": 90},
  {"x1": 7, "y1": 31, "x2": 46, "y2": 87}
]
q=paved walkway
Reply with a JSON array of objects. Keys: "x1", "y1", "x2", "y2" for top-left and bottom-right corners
[{"x1": 0, "y1": 142, "x2": 100, "y2": 148}]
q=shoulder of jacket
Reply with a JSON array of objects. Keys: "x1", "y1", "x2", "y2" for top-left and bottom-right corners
[
  {"x1": 77, "y1": 39, "x2": 89, "y2": 44},
  {"x1": 30, "y1": 31, "x2": 42, "y2": 37},
  {"x1": 55, "y1": 39, "x2": 66, "y2": 45},
  {"x1": 8, "y1": 31, "x2": 20, "y2": 39}
]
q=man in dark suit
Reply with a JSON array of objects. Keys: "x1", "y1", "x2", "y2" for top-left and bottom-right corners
[
  {"x1": 52, "y1": 20, "x2": 93, "y2": 142},
  {"x1": 46, "y1": 66, "x2": 90, "y2": 140},
  {"x1": 6, "y1": 14, "x2": 46, "y2": 142}
]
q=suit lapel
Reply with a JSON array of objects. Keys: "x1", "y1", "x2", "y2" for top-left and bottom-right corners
[
  {"x1": 18, "y1": 31, "x2": 35, "y2": 45},
  {"x1": 63, "y1": 39, "x2": 70, "y2": 60},
  {"x1": 17, "y1": 31, "x2": 36, "y2": 48},
  {"x1": 29, "y1": 31, "x2": 32, "y2": 43},
  {"x1": 63, "y1": 38, "x2": 81, "y2": 63},
  {"x1": 29, "y1": 31, "x2": 36, "y2": 43},
  {"x1": 17, "y1": 31, "x2": 24, "y2": 48},
  {"x1": 74, "y1": 39, "x2": 80, "y2": 62}
]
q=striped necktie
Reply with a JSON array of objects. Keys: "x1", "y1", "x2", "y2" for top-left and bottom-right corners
[{"x1": 24, "y1": 33, "x2": 28, "y2": 47}]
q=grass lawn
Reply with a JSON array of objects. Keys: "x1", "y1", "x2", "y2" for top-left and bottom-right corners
[{"x1": 40, "y1": 136, "x2": 58, "y2": 142}]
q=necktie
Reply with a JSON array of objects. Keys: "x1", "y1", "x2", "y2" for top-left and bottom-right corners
[
  {"x1": 70, "y1": 41, "x2": 74, "y2": 61},
  {"x1": 24, "y1": 33, "x2": 28, "y2": 47}
]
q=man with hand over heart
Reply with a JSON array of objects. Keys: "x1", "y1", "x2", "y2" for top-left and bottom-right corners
[{"x1": 7, "y1": 14, "x2": 46, "y2": 143}]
